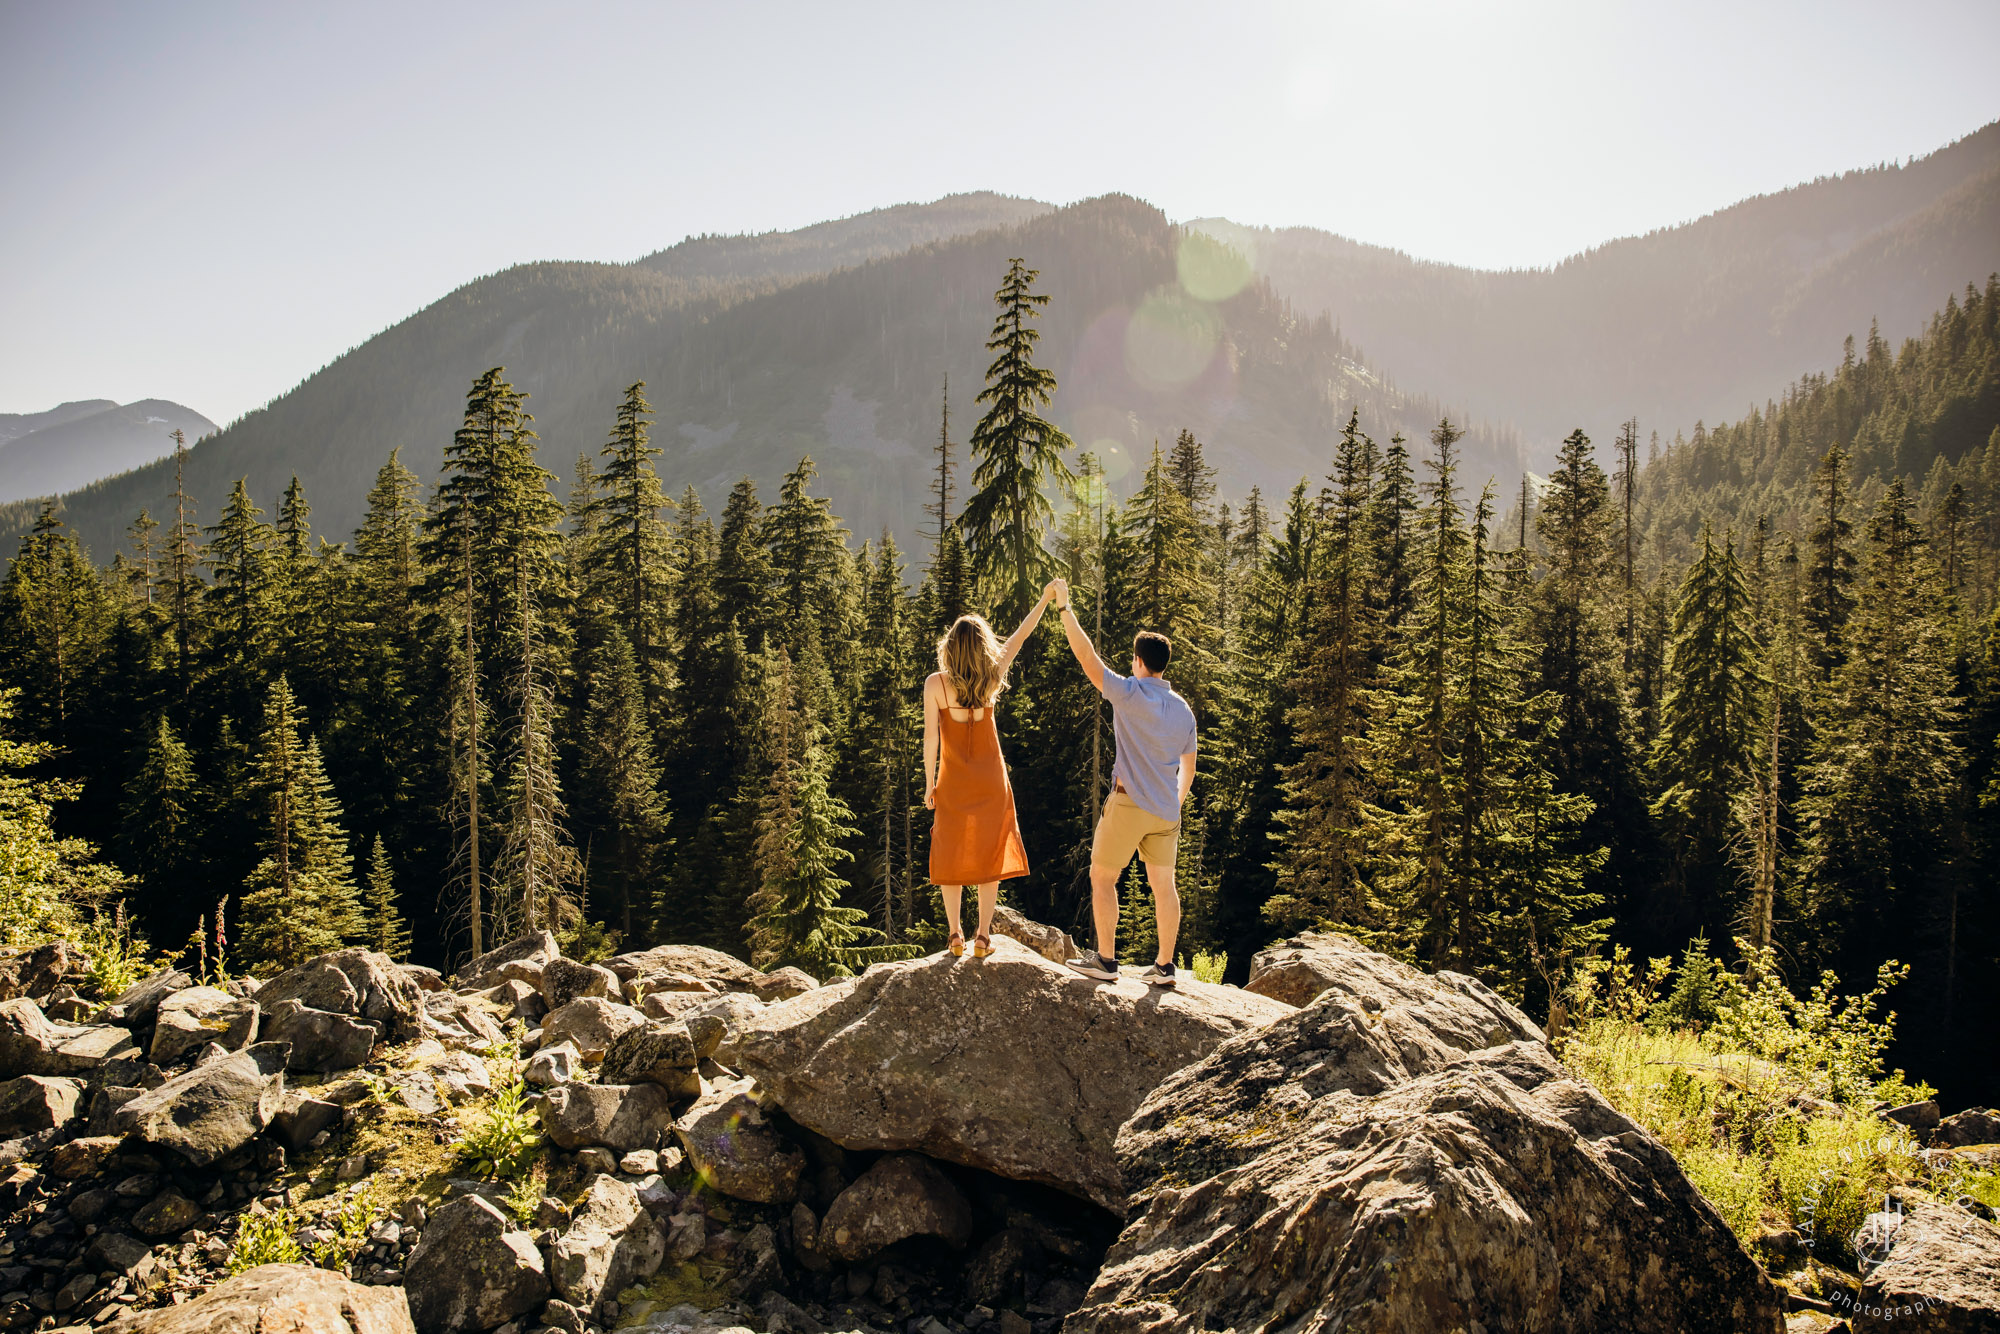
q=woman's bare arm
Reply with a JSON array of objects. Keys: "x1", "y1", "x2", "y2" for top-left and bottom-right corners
[
  {"x1": 995, "y1": 585, "x2": 1056, "y2": 677},
  {"x1": 922, "y1": 673, "x2": 942, "y2": 807}
]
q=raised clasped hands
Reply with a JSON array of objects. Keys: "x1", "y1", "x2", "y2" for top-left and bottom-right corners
[{"x1": 1046, "y1": 577, "x2": 1069, "y2": 611}]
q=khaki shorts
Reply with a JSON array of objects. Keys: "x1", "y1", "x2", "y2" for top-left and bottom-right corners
[{"x1": 1091, "y1": 791, "x2": 1180, "y2": 870}]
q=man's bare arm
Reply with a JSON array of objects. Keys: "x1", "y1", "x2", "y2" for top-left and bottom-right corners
[
  {"x1": 1052, "y1": 580, "x2": 1105, "y2": 690},
  {"x1": 1177, "y1": 751, "x2": 1198, "y2": 811}
]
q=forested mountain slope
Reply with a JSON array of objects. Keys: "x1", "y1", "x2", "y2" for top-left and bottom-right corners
[
  {"x1": 1233, "y1": 120, "x2": 2000, "y2": 445},
  {"x1": 10, "y1": 195, "x2": 1514, "y2": 560}
]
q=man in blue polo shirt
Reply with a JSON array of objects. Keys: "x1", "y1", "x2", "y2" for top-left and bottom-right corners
[{"x1": 1048, "y1": 578, "x2": 1198, "y2": 987}]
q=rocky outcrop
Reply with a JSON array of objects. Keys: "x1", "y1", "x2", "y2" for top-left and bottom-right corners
[
  {"x1": 537, "y1": 1083, "x2": 675, "y2": 1153},
  {"x1": 113, "y1": 1263, "x2": 416, "y2": 1334},
  {"x1": 733, "y1": 937, "x2": 1288, "y2": 1211},
  {"x1": 819, "y1": 1154, "x2": 973, "y2": 1262},
  {"x1": 263, "y1": 999, "x2": 378, "y2": 1073},
  {"x1": 1069, "y1": 997, "x2": 1784, "y2": 1331},
  {"x1": 1244, "y1": 931, "x2": 1546, "y2": 1050},
  {"x1": 109, "y1": 1042, "x2": 288, "y2": 1166},
  {"x1": 1846, "y1": 1197, "x2": 2000, "y2": 1331},
  {"x1": 548, "y1": 1175, "x2": 666, "y2": 1314},
  {"x1": 988, "y1": 905, "x2": 1077, "y2": 966},
  {"x1": 403, "y1": 1194, "x2": 550, "y2": 1334},
  {"x1": 599, "y1": 1022, "x2": 699, "y2": 1098},
  {"x1": 747, "y1": 967, "x2": 817, "y2": 1003},
  {"x1": 95, "y1": 969, "x2": 194, "y2": 1029},
  {"x1": 455, "y1": 932, "x2": 559, "y2": 990},
  {"x1": 0, "y1": 940, "x2": 95, "y2": 1003},
  {"x1": 255, "y1": 950, "x2": 424, "y2": 1053},
  {"x1": 1934, "y1": 1107, "x2": 2000, "y2": 1147},
  {"x1": 610, "y1": 944, "x2": 761, "y2": 995},
  {"x1": 675, "y1": 1078, "x2": 804, "y2": 1204},
  {"x1": 538, "y1": 959, "x2": 616, "y2": 1011}
]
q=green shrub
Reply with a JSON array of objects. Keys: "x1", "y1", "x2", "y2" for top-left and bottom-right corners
[
  {"x1": 1188, "y1": 951, "x2": 1227, "y2": 984},
  {"x1": 311, "y1": 1192, "x2": 376, "y2": 1273},
  {"x1": 459, "y1": 1076, "x2": 541, "y2": 1179},
  {"x1": 228, "y1": 1207, "x2": 304, "y2": 1273},
  {"x1": 505, "y1": 1159, "x2": 549, "y2": 1226}
]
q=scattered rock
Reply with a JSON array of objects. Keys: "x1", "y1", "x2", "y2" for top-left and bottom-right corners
[
  {"x1": 83, "y1": 1231, "x2": 153, "y2": 1275},
  {"x1": 47, "y1": 1134, "x2": 122, "y2": 1179},
  {"x1": 0, "y1": 997, "x2": 142, "y2": 1078},
  {"x1": 109, "y1": 1042, "x2": 288, "y2": 1166},
  {"x1": 149, "y1": 988, "x2": 259, "y2": 1066},
  {"x1": 262, "y1": 999, "x2": 378, "y2": 1073},
  {"x1": 748, "y1": 968, "x2": 817, "y2": 1003},
  {"x1": 457, "y1": 931, "x2": 560, "y2": 990},
  {"x1": 819, "y1": 1154, "x2": 973, "y2": 1261},
  {"x1": 963, "y1": 1228, "x2": 1035, "y2": 1307},
  {"x1": 538, "y1": 1082, "x2": 675, "y2": 1153},
  {"x1": 674, "y1": 1078, "x2": 804, "y2": 1204},
  {"x1": 404, "y1": 1195, "x2": 551, "y2": 1334},
  {"x1": 695, "y1": 994, "x2": 769, "y2": 1069},
  {"x1": 95, "y1": 969, "x2": 194, "y2": 1029},
  {"x1": 0, "y1": 1074, "x2": 83, "y2": 1135},
  {"x1": 1243, "y1": 931, "x2": 1545, "y2": 1050},
  {"x1": 1874, "y1": 1099, "x2": 1942, "y2": 1134},
  {"x1": 620, "y1": 1149, "x2": 658, "y2": 1175},
  {"x1": 733, "y1": 937, "x2": 1287, "y2": 1211},
  {"x1": 988, "y1": 906, "x2": 1077, "y2": 965},
  {"x1": 421, "y1": 1048, "x2": 493, "y2": 1103},
  {"x1": 611, "y1": 945, "x2": 761, "y2": 994},
  {"x1": 131, "y1": 1190, "x2": 200, "y2": 1238},
  {"x1": 755, "y1": 1290, "x2": 824, "y2": 1334},
  {"x1": 1847, "y1": 1197, "x2": 2000, "y2": 1331},
  {"x1": 1073, "y1": 1014, "x2": 1784, "y2": 1331},
  {"x1": 539, "y1": 998, "x2": 646, "y2": 1061},
  {"x1": 731, "y1": 1222, "x2": 781, "y2": 1296},
  {"x1": 112, "y1": 1261, "x2": 416, "y2": 1334},
  {"x1": 539, "y1": 959, "x2": 616, "y2": 1011},
  {"x1": 0, "y1": 939, "x2": 95, "y2": 1002},
  {"x1": 478, "y1": 980, "x2": 545, "y2": 1026},
  {"x1": 523, "y1": 1042, "x2": 580, "y2": 1088},
  {"x1": 548, "y1": 1175, "x2": 667, "y2": 1313},
  {"x1": 1934, "y1": 1107, "x2": 2000, "y2": 1148},
  {"x1": 599, "y1": 1023, "x2": 699, "y2": 1098},
  {"x1": 638, "y1": 990, "x2": 712, "y2": 1022},
  {"x1": 254, "y1": 949, "x2": 424, "y2": 1043},
  {"x1": 420, "y1": 991, "x2": 510, "y2": 1052}
]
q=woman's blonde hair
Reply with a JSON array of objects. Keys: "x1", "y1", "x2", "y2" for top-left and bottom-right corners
[{"x1": 937, "y1": 615, "x2": 1008, "y2": 709}]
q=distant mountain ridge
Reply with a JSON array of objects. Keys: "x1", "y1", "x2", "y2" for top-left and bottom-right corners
[
  {"x1": 1223, "y1": 119, "x2": 2000, "y2": 445},
  {"x1": 0, "y1": 399, "x2": 217, "y2": 506}
]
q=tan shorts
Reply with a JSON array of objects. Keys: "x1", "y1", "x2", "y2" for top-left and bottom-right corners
[{"x1": 1091, "y1": 791, "x2": 1180, "y2": 871}]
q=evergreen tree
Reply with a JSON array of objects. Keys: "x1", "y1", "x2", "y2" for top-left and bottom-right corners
[
  {"x1": 744, "y1": 654, "x2": 909, "y2": 978},
  {"x1": 204, "y1": 479, "x2": 275, "y2": 680},
  {"x1": 715, "y1": 478, "x2": 774, "y2": 643},
  {"x1": 118, "y1": 716, "x2": 200, "y2": 905},
  {"x1": 1805, "y1": 443, "x2": 1859, "y2": 678},
  {"x1": 580, "y1": 629, "x2": 667, "y2": 940},
  {"x1": 851, "y1": 535, "x2": 918, "y2": 939},
  {"x1": 593, "y1": 382, "x2": 673, "y2": 701},
  {"x1": 762, "y1": 457, "x2": 849, "y2": 663},
  {"x1": 364, "y1": 834, "x2": 412, "y2": 960},
  {"x1": 1270, "y1": 410, "x2": 1377, "y2": 929},
  {"x1": 238, "y1": 677, "x2": 354, "y2": 970},
  {"x1": 961, "y1": 258, "x2": 1076, "y2": 623},
  {"x1": 165, "y1": 429, "x2": 201, "y2": 696},
  {"x1": 1366, "y1": 432, "x2": 1419, "y2": 634},
  {"x1": 1651, "y1": 530, "x2": 1762, "y2": 850},
  {"x1": 0, "y1": 507, "x2": 112, "y2": 748},
  {"x1": 1122, "y1": 444, "x2": 1216, "y2": 713}
]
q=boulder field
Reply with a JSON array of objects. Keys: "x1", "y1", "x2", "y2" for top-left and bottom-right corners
[{"x1": 1, "y1": 927, "x2": 1993, "y2": 1334}]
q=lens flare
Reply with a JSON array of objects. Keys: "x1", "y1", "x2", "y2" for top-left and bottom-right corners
[
  {"x1": 1178, "y1": 224, "x2": 1258, "y2": 302},
  {"x1": 1124, "y1": 288, "x2": 1222, "y2": 391}
]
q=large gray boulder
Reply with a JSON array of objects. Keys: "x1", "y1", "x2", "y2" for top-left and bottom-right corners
[
  {"x1": 1069, "y1": 1000, "x2": 1784, "y2": 1332},
  {"x1": 0, "y1": 940, "x2": 95, "y2": 1003},
  {"x1": 599, "y1": 1022, "x2": 699, "y2": 1099},
  {"x1": 150, "y1": 987, "x2": 259, "y2": 1066},
  {"x1": 419, "y1": 990, "x2": 509, "y2": 1052},
  {"x1": 733, "y1": 937, "x2": 1288, "y2": 1212},
  {"x1": 110, "y1": 1042, "x2": 288, "y2": 1166},
  {"x1": 95, "y1": 968, "x2": 194, "y2": 1028},
  {"x1": 0, "y1": 998, "x2": 142, "y2": 1079},
  {"x1": 538, "y1": 958, "x2": 615, "y2": 1010},
  {"x1": 456, "y1": 931, "x2": 559, "y2": 989},
  {"x1": 538, "y1": 1083, "x2": 675, "y2": 1153},
  {"x1": 988, "y1": 905, "x2": 1078, "y2": 965},
  {"x1": 404, "y1": 1194, "x2": 550, "y2": 1334},
  {"x1": 256, "y1": 949, "x2": 424, "y2": 1044},
  {"x1": 548, "y1": 1175, "x2": 667, "y2": 1314},
  {"x1": 819, "y1": 1153, "x2": 973, "y2": 1262},
  {"x1": 0, "y1": 1074, "x2": 83, "y2": 1135},
  {"x1": 263, "y1": 998, "x2": 379, "y2": 1073},
  {"x1": 113, "y1": 1262, "x2": 415, "y2": 1334},
  {"x1": 540, "y1": 998, "x2": 646, "y2": 1061},
  {"x1": 1244, "y1": 931, "x2": 1546, "y2": 1049},
  {"x1": 1848, "y1": 1197, "x2": 2000, "y2": 1331},
  {"x1": 610, "y1": 944, "x2": 761, "y2": 993},
  {"x1": 674, "y1": 1077, "x2": 804, "y2": 1205}
]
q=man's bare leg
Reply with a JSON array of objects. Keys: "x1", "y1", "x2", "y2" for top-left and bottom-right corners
[
  {"x1": 1090, "y1": 863, "x2": 1121, "y2": 962},
  {"x1": 1146, "y1": 860, "x2": 1180, "y2": 965}
]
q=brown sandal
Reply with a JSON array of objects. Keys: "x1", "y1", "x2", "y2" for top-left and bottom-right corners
[
  {"x1": 947, "y1": 931, "x2": 965, "y2": 957},
  {"x1": 972, "y1": 932, "x2": 995, "y2": 958}
]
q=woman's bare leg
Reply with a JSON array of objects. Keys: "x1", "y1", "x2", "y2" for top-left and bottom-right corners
[
  {"x1": 975, "y1": 883, "x2": 999, "y2": 942},
  {"x1": 942, "y1": 885, "x2": 965, "y2": 942}
]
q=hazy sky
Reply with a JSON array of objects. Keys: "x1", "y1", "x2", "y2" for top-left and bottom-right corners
[{"x1": 3, "y1": 0, "x2": 1996, "y2": 425}]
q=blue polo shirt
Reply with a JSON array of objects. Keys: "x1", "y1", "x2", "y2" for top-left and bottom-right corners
[{"x1": 1102, "y1": 670, "x2": 1198, "y2": 823}]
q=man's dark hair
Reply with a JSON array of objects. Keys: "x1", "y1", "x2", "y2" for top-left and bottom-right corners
[{"x1": 1133, "y1": 630, "x2": 1172, "y2": 674}]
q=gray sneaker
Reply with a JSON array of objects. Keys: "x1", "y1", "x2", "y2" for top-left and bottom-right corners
[
  {"x1": 1065, "y1": 953, "x2": 1119, "y2": 982},
  {"x1": 1139, "y1": 962, "x2": 1177, "y2": 987}
]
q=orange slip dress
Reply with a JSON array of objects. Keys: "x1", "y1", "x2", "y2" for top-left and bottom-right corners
[{"x1": 929, "y1": 699, "x2": 1030, "y2": 886}]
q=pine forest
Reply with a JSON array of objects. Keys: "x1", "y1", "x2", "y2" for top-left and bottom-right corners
[{"x1": 5, "y1": 261, "x2": 1999, "y2": 1107}]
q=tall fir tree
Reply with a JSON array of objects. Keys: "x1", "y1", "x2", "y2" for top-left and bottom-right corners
[
  {"x1": 363, "y1": 834, "x2": 412, "y2": 960},
  {"x1": 961, "y1": 258, "x2": 1076, "y2": 623},
  {"x1": 237, "y1": 677, "x2": 357, "y2": 970},
  {"x1": 580, "y1": 628, "x2": 668, "y2": 941}
]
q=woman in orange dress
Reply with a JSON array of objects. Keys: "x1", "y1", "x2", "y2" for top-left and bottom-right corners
[{"x1": 924, "y1": 582, "x2": 1057, "y2": 957}]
